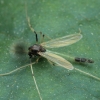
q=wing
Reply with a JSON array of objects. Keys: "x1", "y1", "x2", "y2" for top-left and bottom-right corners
[
  {"x1": 41, "y1": 33, "x2": 82, "y2": 48},
  {"x1": 38, "y1": 50, "x2": 74, "y2": 70}
]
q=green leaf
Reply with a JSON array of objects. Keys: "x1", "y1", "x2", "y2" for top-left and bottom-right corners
[{"x1": 0, "y1": 0, "x2": 100, "y2": 100}]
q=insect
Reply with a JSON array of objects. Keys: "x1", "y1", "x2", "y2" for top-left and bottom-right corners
[
  {"x1": 0, "y1": 3, "x2": 100, "y2": 100},
  {"x1": 0, "y1": 32, "x2": 100, "y2": 100}
]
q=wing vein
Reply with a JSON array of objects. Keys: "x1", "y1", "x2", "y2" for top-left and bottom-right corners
[
  {"x1": 38, "y1": 50, "x2": 74, "y2": 70},
  {"x1": 41, "y1": 33, "x2": 82, "y2": 48}
]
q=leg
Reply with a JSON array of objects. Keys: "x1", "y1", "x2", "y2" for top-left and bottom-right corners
[
  {"x1": 74, "y1": 68, "x2": 100, "y2": 81},
  {"x1": 25, "y1": 2, "x2": 38, "y2": 43},
  {"x1": 47, "y1": 60, "x2": 56, "y2": 66},
  {"x1": 30, "y1": 59, "x2": 42, "y2": 100},
  {"x1": 34, "y1": 31, "x2": 38, "y2": 42},
  {"x1": 25, "y1": 2, "x2": 35, "y2": 33},
  {"x1": 36, "y1": 56, "x2": 41, "y2": 63},
  {"x1": 25, "y1": 3, "x2": 51, "y2": 43},
  {"x1": 0, "y1": 62, "x2": 36, "y2": 76}
]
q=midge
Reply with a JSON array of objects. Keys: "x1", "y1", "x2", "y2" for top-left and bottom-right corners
[
  {"x1": 0, "y1": 5, "x2": 100, "y2": 100},
  {"x1": 0, "y1": 32, "x2": 100, "y2": 100}
]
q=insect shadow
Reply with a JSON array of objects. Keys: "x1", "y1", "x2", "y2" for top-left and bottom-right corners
[{"x1": 0, "y1": 3, "x2": 100, "y2": 100}]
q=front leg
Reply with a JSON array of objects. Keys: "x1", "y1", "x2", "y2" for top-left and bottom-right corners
[{"x1": 28, "y1": 52, "x2": 33, "y2": 58}]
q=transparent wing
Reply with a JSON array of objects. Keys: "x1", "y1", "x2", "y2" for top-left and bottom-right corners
[
  {"x1": 38, "y1": 50, "x2": 74, "y2": 70},
  {"x1": 41, "y1": 33, "x2": 82, "y2": 48}
]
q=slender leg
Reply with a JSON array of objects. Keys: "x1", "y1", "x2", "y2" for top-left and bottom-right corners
[
  {"x1": 36, "y1": 56, "x2": 41, "y2": 63},
  {"x1": 47, "y1": 60, "x2": 56, "y2": 66},
  {"x1": 74, "y1": 68, "x2": 100, "y2": 81},
  {"x1": 30, "y1": 59, "x2": 42, "y2": 100},
  {"x1": 25, "y1": 2, "x2": 51, "y2": 43},
  {"x1": 0, "y1": 62, "x2": 36, "y2": 76},
  {"x1": 25, "y1": 2, "x2": 35, "y2": 33},
  {"x1": 25, "y1": 2, "x2": 38, "y2": 43},
  {"x1": 34, "y1": 31, "x2": 38, "y2": 42},
  {"x1": 0, "y1": 58, "x2": 43, "y2": 100}
]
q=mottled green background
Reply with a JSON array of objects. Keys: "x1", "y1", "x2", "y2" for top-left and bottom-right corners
[{"x1": 0, "y1": 0, "x2": 100, "y2": 100}]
